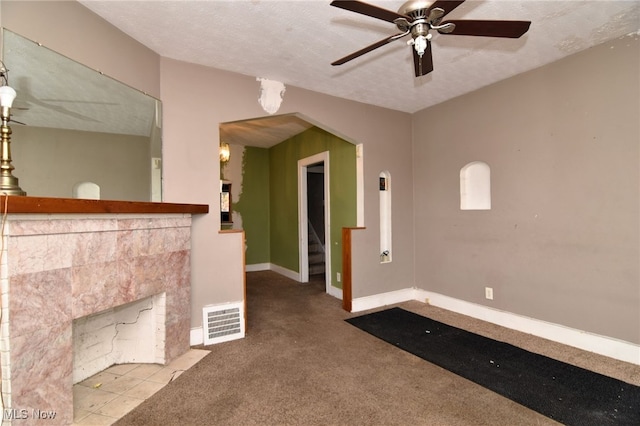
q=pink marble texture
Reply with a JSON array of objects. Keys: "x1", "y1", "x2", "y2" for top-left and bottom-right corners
[{"x1": 5, "y1": 215, "x2": 192, "y2": 425}]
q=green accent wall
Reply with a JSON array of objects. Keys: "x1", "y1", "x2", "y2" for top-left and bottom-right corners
[
  {"x1": 269, "y1": 127, "x2": 357, "y2": 289},
  {"x1": 232, "y1": 126, "x2": 357, "y2": 290},
  {"x1": 233, "y1": 146, "x2": 270, "y2": 265}
]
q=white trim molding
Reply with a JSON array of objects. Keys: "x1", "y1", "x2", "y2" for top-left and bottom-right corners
[
  {"x1": 190, "y1": 327, "x2": 203, "y2": 346},
  {"x1": 351, "y1": 288, "x2": 640, "y2": 366},
  {"x1": 328, "y1": 285, "x2": 343, "y2": 300},
  {"x1": 298, "y1": 151, "x2": 331, "y2": 290},
  {"x1": 245, "y1": 263, "x2": 270, "y2": 272},
  {"x1": 351, "y1": 288, "x2": 415, "y2": 313},
  {"x1": 270, "y1": 263, "x2": 300, "y2": 281},
  {"x1": 244, "y1": 263, "x2": 299, "y2": 280},
  {"x1": 245, "y1": 264, "x2": 342, "y2": 301}
]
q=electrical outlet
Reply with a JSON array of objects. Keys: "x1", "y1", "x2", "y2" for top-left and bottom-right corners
[
  {"x1": 485, "y1": 287, "x2": 494, "y2": 300},
  {"x1": 336, "y1": 272, "x2": 341, "y2": 283}
]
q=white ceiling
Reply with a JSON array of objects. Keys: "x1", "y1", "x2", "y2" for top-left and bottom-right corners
[
  {"x1": 219, "y1": 114, "x2": 315, "y2": 147},
  {"x1": 7, "y1": 1, "x2": 639, "y2": 148},
  {"x1": 80, "y1": 0, "x2": 639, "y2": 115}
]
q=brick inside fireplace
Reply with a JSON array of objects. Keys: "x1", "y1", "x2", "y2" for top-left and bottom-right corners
[{"x1": 73, "y1": 293, "x2": 167, "y2": 384}]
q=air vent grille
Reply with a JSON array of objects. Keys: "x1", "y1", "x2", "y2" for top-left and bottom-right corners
[{"x1": 202, "y1": 303, "x2": 245, "y2": 345}]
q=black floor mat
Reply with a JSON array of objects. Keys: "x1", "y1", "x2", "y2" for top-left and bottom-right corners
[{"x1": 346, "y1": 307, "x2": 640, "y2": 425}]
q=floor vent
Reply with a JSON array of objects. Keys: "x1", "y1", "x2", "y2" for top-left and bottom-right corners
[{"x1": 202, "y1": 302, "x2": 245, "y2": 345}]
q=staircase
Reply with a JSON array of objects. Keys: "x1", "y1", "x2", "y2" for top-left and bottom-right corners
[{"x1": 308, "y1": 222, "x2": 325, "y2": 276}]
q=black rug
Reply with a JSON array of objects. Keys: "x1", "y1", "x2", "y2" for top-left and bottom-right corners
[{"x1": 346, "y1": 307, "x2": 640, "y2": 425}]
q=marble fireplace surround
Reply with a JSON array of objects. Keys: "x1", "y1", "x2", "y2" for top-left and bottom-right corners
[{"x1": 0, "y1": 196, "x2": 208, "y2": 425}]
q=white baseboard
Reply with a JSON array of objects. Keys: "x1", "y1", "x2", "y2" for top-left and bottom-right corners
[
  {"x1": 246, "y1": 264, "x2": 343, "y2": 300},
  {"x1": 190, "y1": 326, "x2": 203, "y2": 346},
  {"x1": 328, "y1": 285, "x2": 343, "y2": 300},
  {"x1": 351, "y1": 288, "x2": 416, "y2": 313},
  {"x1": 269, "y1": 263, "x2": 300, "y2": 281},
  {"x1": 245, "y1": 262, "x2": 300, "y2": 280},
  {"x1": 248, "y1": 263, "x2": 342, "y2": 300},
  {"x1": 351, "y1": 288, "x2": 640, "y2": 366},
  {"x1": 245, "y1": 263, "x2": 270, "y2": 272}
]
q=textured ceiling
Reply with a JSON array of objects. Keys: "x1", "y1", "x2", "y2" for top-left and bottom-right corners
[
  {"x1": 6, "y1": 1, "x2": 640, "y2": 147},
  {"x1": 219, "y1": 114, "x2": 315, "y2": 148},
  {"x1": 80, "y1": 0, "x2": 640, "y2": 114}
]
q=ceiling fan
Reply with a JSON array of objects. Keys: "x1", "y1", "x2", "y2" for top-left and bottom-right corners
[{"x1": 330, "y1": 0, "x2": 531, "y2": 77}]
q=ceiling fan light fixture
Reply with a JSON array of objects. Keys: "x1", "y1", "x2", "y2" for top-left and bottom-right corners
[
  {"x1": 330, "y1": 0, "x2": 531, "y2": 77},
  {"x1": 409, "y1": 34, "x2": 431, "y2": 57}
]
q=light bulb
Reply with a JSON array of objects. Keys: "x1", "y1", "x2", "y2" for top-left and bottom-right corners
[
  {"x1": 220, "y1": 142, "x2": 230, "y2": 162},
  {"x1": 0, "y1": 85, "x2": 16, "y2": 108},
  {"x1": 413, "y1": 36, "x2": 428, "y2": 57}
]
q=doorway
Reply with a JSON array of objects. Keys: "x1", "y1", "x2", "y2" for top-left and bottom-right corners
[{"x1": 298, "y1": 152, "x2": 331, "y2": 294}]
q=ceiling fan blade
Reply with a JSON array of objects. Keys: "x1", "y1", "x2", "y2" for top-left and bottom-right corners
[
  {"x1": 330, "y1": 0, "x2": 411, "y2": 24},
  {"x1": 413, "y1": 43, "x2": 434, "y2": 77},
  {"x1": 439, "y1": 20, "x2": 531, "y2": 38},
  {"x1": 427, "y1": 0, "x2": 466, "y2": 19},
  {"x1": 332, "y1": 33, "x2": 404, "y2": 66}
]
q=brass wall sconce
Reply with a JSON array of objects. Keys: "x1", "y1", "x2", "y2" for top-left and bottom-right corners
[
  {"x1": 0, "y1": 83, "x2": 26, "y2": 196},
  {"x1": 219, "y1": 142, "x2": 230, "y2": 163}
]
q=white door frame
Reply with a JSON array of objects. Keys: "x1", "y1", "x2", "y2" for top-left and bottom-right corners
[{"x1": 298, "y1": 151, "x2": 331, "y2": 294}]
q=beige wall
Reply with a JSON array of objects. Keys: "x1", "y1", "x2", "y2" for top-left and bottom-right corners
[
  {"x1": 411, "y1": 35, "x2": 640, "y2": 344},
  {"x1": 1, "y1": 0, "x2": 160, "y2": 98},
  {"x1": 160, "y1": 59, "x2": 415, "y2": 321},
  {"x1": 12, "y1": 126, "x2": 151, "y2": 200},
  {"x1": 2, "y1": 1, "x2": 416, "y2": 330},
  {"x1": 8, "y1": 1, "x2": 634, "y2": 347}
]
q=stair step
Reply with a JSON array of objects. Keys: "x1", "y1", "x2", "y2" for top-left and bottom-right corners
[
  {"x1": 309, "y1": 253, "x2": 324, "y2": 264},
  {"x1": 309, "y1": 264, "x2": 325, "y2": 275},
  {"x1": 308, "y1": 243, "x2": 323, "y2": 253}
]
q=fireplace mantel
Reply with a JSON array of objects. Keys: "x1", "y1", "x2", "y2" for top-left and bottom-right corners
[
  {"x1": 2, "y1": 195, "x2": 209, "y2": 215},
  {"x1": 1, "y1": 198, "x2": 208, "y2": 424}
]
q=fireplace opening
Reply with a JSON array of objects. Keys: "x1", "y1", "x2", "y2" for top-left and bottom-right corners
[{"x1": 72, "y1": 293, "x2": 166, "y2": 384}]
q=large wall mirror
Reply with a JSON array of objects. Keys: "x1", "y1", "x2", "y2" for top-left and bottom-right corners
[{"x1": 1, "y1": 29, "x2": 162, "y2": 201}]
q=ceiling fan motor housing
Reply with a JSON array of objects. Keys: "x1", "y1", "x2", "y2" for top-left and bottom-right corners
[
  {"x1": 410, "y1": 22, "x2": 430, "y2": 39},
  {"x1": 398, "y1": 0, "x2": 432, "y2": 19},
  {"x1": 397, "y1": 0, "x2": 441, "y2": 37}
]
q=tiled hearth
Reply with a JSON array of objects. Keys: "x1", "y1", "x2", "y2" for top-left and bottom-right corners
[
  {"x1": 1, "y1": 214, "x2": 194, "y2": 425},
  {"x1": 73, "y1": 349, "x2": 209, "y2": 425}
]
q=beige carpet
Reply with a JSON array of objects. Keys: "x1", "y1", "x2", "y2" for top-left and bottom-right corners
[{"x1": 115, "y1": 271, "x2": 640, "y2": 426}]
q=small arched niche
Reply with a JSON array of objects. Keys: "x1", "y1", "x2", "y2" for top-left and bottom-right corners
[
  {"x1": 460, "y1": 161, "x2": 491, "y2": 210},
  {"x1": 73, "y1": 181, "x2": 101, "y2": 200}
]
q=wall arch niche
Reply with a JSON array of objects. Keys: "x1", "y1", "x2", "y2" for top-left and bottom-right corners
[{"x1": 460, "y1": 161, "x2": 491, "y2": 210}]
